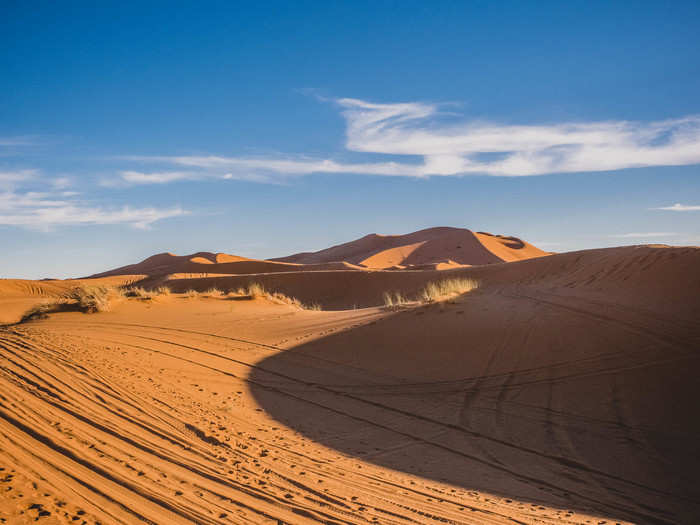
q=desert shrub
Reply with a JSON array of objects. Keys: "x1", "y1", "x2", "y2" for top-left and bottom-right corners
[
  {"x1": 20, "y1": 300, "x2": 60, "y2": 322},
  {"x1": 204, "y1": 287, "x2": 223, "y2": 297},
  {"x1": 19, "y1": 285, "x2": 122, "y2": 321},
  {"x1": 419, "y1": 278, "x2": 479, "y2": 303},
  {"x1": 155, "y1": 286, "x2": 171, "y2": 296},
  {"x1": 185, "y1": 289, "x2": 199, "y2": 298},
  {"x1": 68, "y1": 285, "x2": 120, "y2": 313}
]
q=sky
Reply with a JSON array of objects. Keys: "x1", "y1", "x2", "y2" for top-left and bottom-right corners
[{"x1": 1, "y1": 0, "x2": 699, "y2": 279}]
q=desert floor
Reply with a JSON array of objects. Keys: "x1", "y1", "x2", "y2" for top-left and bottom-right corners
[{"x1": 1, "y1": 246, "x2": 699, "y2": 524}]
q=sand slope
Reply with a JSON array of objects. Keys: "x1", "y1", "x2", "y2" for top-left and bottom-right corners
[
  {"x1": 274, "y1": 227, "x2": 548, "y2": 268},
  {"x1": 0, "y1": 276, "x2": 142, "y2": 325},
  {"x1": 1, "y1": 245, "x2": 698, "y2": 523}
]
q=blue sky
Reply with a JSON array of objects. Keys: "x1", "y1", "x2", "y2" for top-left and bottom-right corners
[{"x1": 1, "y1": 1, "x2": 699, "y2": 278}]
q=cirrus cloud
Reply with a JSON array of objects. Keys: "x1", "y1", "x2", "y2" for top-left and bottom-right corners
[
  {"x1": 118, "y1": 97, "x2": 700, "y2": 182},
  {"x1": 0, "y1": 186, "x2": 188, "y2": 231},
  {"x1": 653, "y1": 203, "x2": 700, "y2": 211},
  {"x1": 608, "y1": 232, "x2": 679, "y2": 238}
]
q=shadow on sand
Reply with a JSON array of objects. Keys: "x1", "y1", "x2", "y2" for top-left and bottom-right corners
[{"x1": 249, "y1": 289, "x2": 700, "y2": 524}]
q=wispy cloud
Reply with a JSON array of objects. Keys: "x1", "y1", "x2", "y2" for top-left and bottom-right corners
[
  {"x1": 0, "y1": 136, "x2": 36, "y2": 147},
  {"x1": 0, "y1": 187, "x2": 188, "y2": 231},
  {"x1": 118, "y1": 97, "x2": 700, "y2": 182},
  {"x1": 653, "y1": 203, "x2": 700, "y2": 211},
  {"x1": 608, "y1": 232, "x2": 679, "y2": 238},
  {"x1": 118, "y1": 170, "x2": 196, "y2": 185}
]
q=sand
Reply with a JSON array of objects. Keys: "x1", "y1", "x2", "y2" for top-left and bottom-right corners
[{"x1": 1, "y1": 239, "x2": 698, "y2": 524}]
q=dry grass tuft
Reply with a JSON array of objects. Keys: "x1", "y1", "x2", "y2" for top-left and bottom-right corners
[
  {"x1": 185, "y1": 289, "x2": 199, "y2": 298},
  {"x1": 203, "y1": 287, "x2": 223, "y2": 297},
  {"x1": 246, "y1": 282, "x2": 266, "y2": 298},
  {"x1": 382, "y1": 291, "x2": 410, "y2": 309},
  {"x1": 223, "y1": 282, "x2": 320, "y2": 310},
  {"x1": 378, "y1": 278, "x2": 479, "y2": 310},
  {"x1": 123, "y1": 285, "x2": 173, "y2": 299},
  {"x1": 124, "y1": 286, "x2": 156, "y2": 299},
  {"x1": 419, "y1": 278, "x2": 479, "y2": 303}
]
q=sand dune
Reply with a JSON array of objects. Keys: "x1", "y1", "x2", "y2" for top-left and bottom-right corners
[
  {"x1": 274, "y1": 227, "x2": 548, "y2": 268},
  {"x1": 89, "y1": 252, "x2": 368, "y2": 281},
  {"x1": 84, "y1": 228, "x2": 549, "y2": 302},
  {"x1": 89, "y1": 252, "x2": 297, "y2": 278},
  {"x1": 1, "y1": 244, "x2": 698, "y2": 523}
]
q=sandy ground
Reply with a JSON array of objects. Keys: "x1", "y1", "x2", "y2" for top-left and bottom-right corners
[{"x1": 1, "y1": 245, "x2": 698, "y2": 524}]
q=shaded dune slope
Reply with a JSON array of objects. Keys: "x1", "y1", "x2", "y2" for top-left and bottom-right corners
[{"x1": 250, "y1": 245, "x2": 700, "y2": 524}]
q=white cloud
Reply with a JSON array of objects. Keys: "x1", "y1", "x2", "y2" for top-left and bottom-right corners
[
  {"x1": 122, "y1": 98, "x2": 700, "y2": 180},
  {"x1": 119, "y1": 170, "x2": 195, "y2": 184},
  {"x1": 0, "y1": 169, "x2": 37, "y2": 189},
  {"x1": 608, "y1": 232, "x2": 679, "y2": 238},
  {"x1": 110, "y1": 169, "x2": 272, "y2": 186},
  {"x1": 653, "y1": 203, "x2": 700, "y2": 211},
  {"x1": 0, "y1": 190, "x2": 188, "y2": 230}
]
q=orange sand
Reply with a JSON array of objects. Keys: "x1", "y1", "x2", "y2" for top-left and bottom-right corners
[{"x1": 1, "y1": 237, "x2": 698, "y2": 524}]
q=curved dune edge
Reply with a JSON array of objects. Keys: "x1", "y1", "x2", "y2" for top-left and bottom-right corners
[{"x1": 0, "y1": 245, "x2": 698, "y2": 523}]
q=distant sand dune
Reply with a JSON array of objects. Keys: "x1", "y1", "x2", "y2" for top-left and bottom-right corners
[{"x1": 274, "y1": 226, "x2": 548, "y2": 268}]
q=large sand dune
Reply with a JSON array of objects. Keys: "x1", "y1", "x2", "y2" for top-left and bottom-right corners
[
  {"x1": 1, "y1": 244, "x2": 698, "y2": 523},
  {"x1": 274, "y1": 227, "x2": 548, "y2": 268}
]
